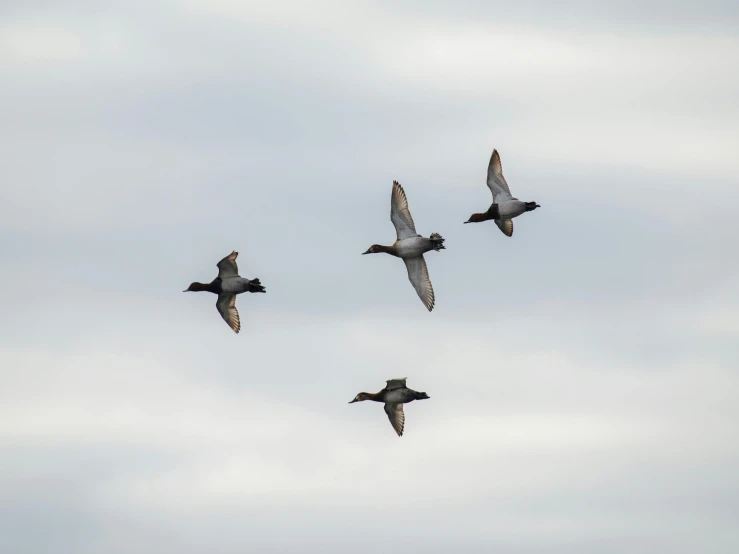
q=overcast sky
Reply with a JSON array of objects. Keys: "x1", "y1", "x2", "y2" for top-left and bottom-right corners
[{"x1": 1, "y1": 1, "x2": 738, "y2": 553}]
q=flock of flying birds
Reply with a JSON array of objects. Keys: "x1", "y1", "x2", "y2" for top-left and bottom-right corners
[{"x1": 184, "y1": 149, "x2": 540, "y2": 436}]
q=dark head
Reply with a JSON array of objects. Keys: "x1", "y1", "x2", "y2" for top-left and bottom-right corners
[
  {"x1": 525, "y1": 201, "x2": 541, "y2": 212},
  {"x1": 349, "y1": 392, "x2": 371, "y2": 403},
  {"x1": 183, "y1": 282, "x2": 208, "y2": 292},
  {"x1": 416, "y1": 392, "x2": 430, "y2": 400},
  {"x1": 362, "y1": 245, "x2": 382, "y2": 255},
  {"x1": 464, "y1": 212, "x2": 489, "y2": 224}
]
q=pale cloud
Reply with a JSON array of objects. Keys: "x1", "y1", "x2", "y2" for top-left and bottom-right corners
[
  {"x1": 1, "y1": 25, "x2": 83, "y2": 64},
  {"x1": 377, "y1": 26, "x2": 739, "y2": 176},
  {"x1": 2, "y1": 310, "x2": 737, "y2": 552}
]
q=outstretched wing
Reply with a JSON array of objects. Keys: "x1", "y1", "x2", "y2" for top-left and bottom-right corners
[
  {"x1": 216, "y1": 294, "x2": 240, "y2": 333},
  {"x1": 384, "y1": 403, "x2": 405, "y2": 437},
  {"x1": 217, "y1": 251, "x2": 239, "y2": 279},
  {"x1": 495, "y1": 219, "x2": 514, "y2": 237},
  {"x1": 390, "y1": 181, "x2": 419, "y2": 240},
  {"x1": 486, "y1": 149, "x2": 516, "y2": 203},
  {"x1": 403, "y1": 256, "x2": 435, "y2": 312},
  {"x1": 385, "y1": 378, "x2": 407, "y2": 390}
]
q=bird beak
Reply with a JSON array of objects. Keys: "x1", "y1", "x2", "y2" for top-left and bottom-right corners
[
  {"x1": 361, "y1": 249, "x2": 371, "y2": 255},
  {"x1": 349, "y1": 399, "x2": 358, "y2": 403},
  {"x1": 182, "y1": 289, "x2": 188, "y2": 292},
  {"x1": 536, "y1": 204, "x2": 541, "y2": 208},
  {"x1": 463, "y1": 221, "x2": 470, "y2": 224}
]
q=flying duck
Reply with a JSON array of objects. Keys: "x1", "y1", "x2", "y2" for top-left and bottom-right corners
[
  {"x1": 349, "y1": 378, "x2": 430, "y2": 437},
  {"x1": 363, "y1": 181, "x2": 445, "y2": 311},
  {"x1": 184, "y1": 251, "x2": 265, "y2": 333},
  {"x1": 464, "y1": 149, "x2": 540, "y2": 236}
]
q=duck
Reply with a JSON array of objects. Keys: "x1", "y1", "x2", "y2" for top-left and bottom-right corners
[
  {"x1": 363, "y1": 181, "x2": 445, "y2": 311},
  {"x1": 464, "y1": 149, "x2": 540, "y2": 236},
  {"x1": 349, "y1": 378, "x2": 430, "y2": 437},
  {"x1": 183, "y1": 251, "x2": 265, "y2": 334}
]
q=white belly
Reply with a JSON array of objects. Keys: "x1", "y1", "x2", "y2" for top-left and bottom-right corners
[
  {"x1": 498, "y1": 200, "x2": 526, "y2": 219},
  {"x1": 394, "y1": 237, "x2": 430, "y2": 259}
]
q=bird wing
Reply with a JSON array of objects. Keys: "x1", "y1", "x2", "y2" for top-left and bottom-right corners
[
  {"x1": 217, "y1": 251, "x2": 239, "y2": 279},
  {"x1": 390, "y1": 181, "x2": 419, "y2": 240},
  {"x1": 216, "y1": 294, "x2": 241, "y2": 334},
  {"x1": 486, "y1": 149, "x2": 516, "y2": 203},
  {"x1": 385, "y1": 378, "x2": 408, "y2": 390},
  {"x1": 384, "y1": 403, "x2": 405, "y2": 437},
  {"x1": 403, "y1": 256, "x2": 435, "y2": 312},
  {"x1": 495, "y1": 219, "x2": 514, "y2": 237}
]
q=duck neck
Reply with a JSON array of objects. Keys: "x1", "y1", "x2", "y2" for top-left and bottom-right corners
[
  {"x1": 467, "y1": 212, "x2": 493, "y2": 223},
  {"x1": 467, "y1": 204, "x2": 499, "y2": 223},
  {"x1": 191, "y1": 281, "x2": 221, "y2": 294},
  {"x1": 375, "y1": 244, "x2": 398, "y2": 256}
]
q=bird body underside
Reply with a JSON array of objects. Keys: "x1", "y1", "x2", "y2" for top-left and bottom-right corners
[
  {"x1": 382, "y1": 388, "x2": 419, "y2": 404},
  {"x1": 219, "y1": 276, "x2": 256, "y2": 294},
  {"x1": 497, "y1": 200, "x2": 526, "y2": 219},
  {"x1": 394, "y1": 237, "x2": 433, "y2": 259}
]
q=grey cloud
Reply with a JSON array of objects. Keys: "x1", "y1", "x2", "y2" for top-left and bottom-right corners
[
  {"x1": 1, "y1": 1, "x2": 738, "y2": 553},
  {"x1": 380, "y1": 0, "x2": 739, "y2": 31}
]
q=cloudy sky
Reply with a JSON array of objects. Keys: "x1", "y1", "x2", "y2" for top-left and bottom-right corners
[{"x1": 1, "y1": 1, "x2": 738, "y2": 552}]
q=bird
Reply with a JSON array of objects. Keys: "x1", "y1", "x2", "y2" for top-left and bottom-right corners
[
  {"x1": 349, "y1": 378, "x2": 430, "y2": 437},
  {"x1": 183, "y1": 251, "x2": 265, "y2": 333},
  {"x1": 363, "y1": 181, "x2": 445, "y2": 311},
  {"x1": 464, "y1": 149, "x2": 540, "y2": 236}
]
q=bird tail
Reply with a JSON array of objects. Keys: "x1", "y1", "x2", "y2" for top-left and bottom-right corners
[
  {"x1": 248, "y1": 278, "x2": 266, "y2": 293},
  {"x1": 429, "y1": 233, "x2": 445, "y2": 251}
]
